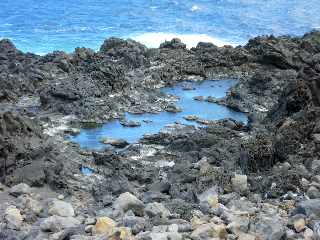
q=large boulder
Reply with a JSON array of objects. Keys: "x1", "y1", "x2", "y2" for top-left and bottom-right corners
[
  {"x1": 48, "y1": 199, "x2": 75, "y2": 217},
  {"x1": 113, "y1": 192, "x2": 144, "y2": 216}
]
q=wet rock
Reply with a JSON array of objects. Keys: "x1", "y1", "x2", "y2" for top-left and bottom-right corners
[
  {"x1": 4, "y1": 205, "x2": 23, "y2": 230},
  {"x1": 183, "y1": 115, "x2": 199, "y2": 121},
  {"x1": 64, "y1": 128, "x2": 80, "y2": 136},
  {"x1": 165, "y1": 104, "x2": 182, "y2": 113},
  {"x1": 193, "y1": 96, "x2": 204, "y2": 101},
  {"x1": 100, "y1": 137, "x2": 129, "y2": 148},
  {"x1": 182, "y1": 83, "x2": 196, "y2": 90},
  {"x1": 40, "y1": 216, "x2": 81, "y2": 232},
  {"x1": 113, "y1": 192, "x2": 144, "y2": 216},
  {"x1": 120, "y1": 120, "x2": 141, "y2": 127},
  {"x1": 9, "y1": 183, "x2": 31, "y2": 197},
  {"x1": 195, "y1": 118, "x2": 210, "y2": 125},
  {"x1": 206, "y1": 96, "x2": 221, "y2": 103},
  {"x1": 48, "y1": 200, "x2": 75, "y2": 217}
]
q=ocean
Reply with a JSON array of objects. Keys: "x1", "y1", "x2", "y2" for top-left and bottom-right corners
[{"x1": 0, "y1": 0, "x2": 319, "y2": 54}]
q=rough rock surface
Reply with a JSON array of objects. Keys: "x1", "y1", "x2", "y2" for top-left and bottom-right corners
[{"x1": 0, "y1": 31, "x2": 320, "y2": 239}]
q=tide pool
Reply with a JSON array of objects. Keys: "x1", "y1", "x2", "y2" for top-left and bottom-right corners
[{"x1": 68, "y1": 79, "x2": 247, "y2": 150}]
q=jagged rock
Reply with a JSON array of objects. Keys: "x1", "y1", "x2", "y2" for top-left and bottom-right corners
[{"x1": 1, "y1": 30, "x2": 320, "y2": 240}]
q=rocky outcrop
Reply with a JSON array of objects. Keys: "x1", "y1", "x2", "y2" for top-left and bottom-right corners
[
  {"x1": 0, "y1": 111, "x2": 68, "y2": 188},
  {"x1": 1, "y1": 31, "x2": 320, "y2": 240}
]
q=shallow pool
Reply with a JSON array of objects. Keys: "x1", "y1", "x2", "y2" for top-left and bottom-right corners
[{"x1": 68, "y1": 79, "x2": 247, "y2": 150}]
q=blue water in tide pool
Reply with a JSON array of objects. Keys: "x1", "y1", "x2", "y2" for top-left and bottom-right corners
[
  {"x1": 0, "y1": 0, "x2": 319, "y2": 54},
  {"x1": 69, "y1": 79, "x2": 247, "y2": 150}
]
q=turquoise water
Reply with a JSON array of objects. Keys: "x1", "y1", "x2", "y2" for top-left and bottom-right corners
[
  {"x1": 0, "y1": 0, "x2": 319, "y2": 54},
  {"x1": 69, "y1": 79, "x2": 247, "y2": 150}
]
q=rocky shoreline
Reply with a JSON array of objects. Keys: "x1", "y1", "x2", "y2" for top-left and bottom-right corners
[{"x1": 0, "y1": 31, "x2": 320, "y2": 239}]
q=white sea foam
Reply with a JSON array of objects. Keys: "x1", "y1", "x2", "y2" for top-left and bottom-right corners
[
  {"x1": 190, "y1": 5, "x2": 201, "y2": 12},
  {"x1": 132, "y1": 32, "x2": 233, "y2": 49}
]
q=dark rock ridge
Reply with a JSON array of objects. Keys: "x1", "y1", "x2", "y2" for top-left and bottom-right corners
[{"x1": 0, "y1": 31, "x2": 320, "y2": 239}]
